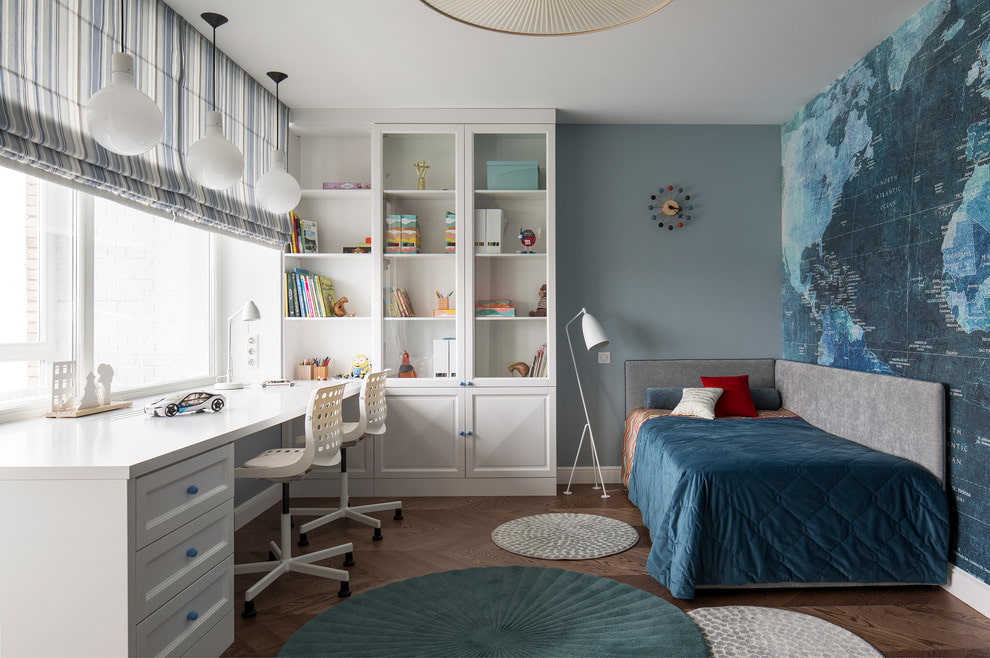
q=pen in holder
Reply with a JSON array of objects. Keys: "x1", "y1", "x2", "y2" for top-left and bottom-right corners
[{"x1": 313, "y1": 366, "x2": 329, "y2": 380}]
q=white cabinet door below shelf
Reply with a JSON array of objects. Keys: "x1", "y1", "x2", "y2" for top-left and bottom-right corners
[
  {"x1": 467, "y1": 387, "x2": 554, "y2": 478},
  {"x1": 375, "y1": 388, "x2": 463, "y2": 478}
]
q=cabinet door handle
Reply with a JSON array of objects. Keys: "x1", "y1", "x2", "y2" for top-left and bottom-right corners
[
  {"x1": 186, "y1": 611, "x2": 199, "y2": 621},
  {"x1": 186, "y1": 547, "x2": 199, "y2": 558},
  {"x1": 458, "y1": 430, "x2": 465, "y2": 436},
  {"x1": 186, "y1": 485, "x2": 199, "y2": 495},
  {"x1": 459, "y1": 381, "x2": 465, "y2": 386},
  {"x1": 467, "y1": 381, "x2": 474, "y2": 386},
  {"x1": 465, "y1": 430, "x2": 473, "y2": 436}
]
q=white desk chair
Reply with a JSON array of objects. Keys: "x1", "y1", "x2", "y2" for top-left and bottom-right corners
[
  {"x1": 234, "y1": 383, "x2": 353, "y2": 619},
  {"x1": 294, "y1": 370, "x2": 402, "y2": 544}
]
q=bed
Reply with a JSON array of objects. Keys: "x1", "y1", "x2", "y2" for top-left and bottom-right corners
[{"x1": 623, "y1": 359, "x2": 950, "y2": 599}]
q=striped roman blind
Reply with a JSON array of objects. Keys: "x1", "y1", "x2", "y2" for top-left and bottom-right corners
[{"x1": 0, "y1": 0, "x2": 291, "y2": 246}]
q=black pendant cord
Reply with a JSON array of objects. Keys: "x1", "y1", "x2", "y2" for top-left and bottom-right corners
[
  {"x1": 119, "y1": 0, "x2": 125, "y2": 53},
  {"x1": 266, "y1": 72, "x2": 289, "y2": 152},
  {"x1": 201, "y1": 13, "x2": 229, "y2": 113}
]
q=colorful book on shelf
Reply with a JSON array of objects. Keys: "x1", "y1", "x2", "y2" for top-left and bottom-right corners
[
  {"x1": 397, "y1": 288, "x2": 415, "y2": 316},
  {"x1": 288, "y1": 211, "x2": 301, "y2": 254},
  {"x1": 300, "y1": 219, "x2": 319, "y2": 254},
  {"x1": 385, "y1": 215, "x2": 402, "y2": 253},
  {"x1": 315, "y1": 276, "x2": 336, "y2": 316},
  {"x1": 475, "y1": 300, "x2": 515, "y2": 316},
  {"x1": 445, "y1": 211, "x2": 456, "y2": 253},
  {"x1": 383, "y1": 287, "x2": 400, "y2": 317}
]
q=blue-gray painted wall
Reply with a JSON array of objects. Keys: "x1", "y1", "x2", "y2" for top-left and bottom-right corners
[{"x1": 556, "y1": 124, "x2": 783, "y2": 470}]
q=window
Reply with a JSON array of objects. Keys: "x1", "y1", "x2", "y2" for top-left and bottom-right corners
[{"x1": 0, "y1": 166, "x2": 215, "y2": 415}]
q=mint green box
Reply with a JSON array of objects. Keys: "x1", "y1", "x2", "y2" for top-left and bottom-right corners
[{"x1": 486, "y1": 161, "x2": 539, "y2": 190}]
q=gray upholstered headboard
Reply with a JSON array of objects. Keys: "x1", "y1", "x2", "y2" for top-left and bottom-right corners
[{"x1": 624, "y1": 358, "x2": 946, "y2": 483}]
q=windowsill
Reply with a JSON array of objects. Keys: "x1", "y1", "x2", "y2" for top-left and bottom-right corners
[{"x1": 0, "y1": 375, "x2": 219, "y2": 424}]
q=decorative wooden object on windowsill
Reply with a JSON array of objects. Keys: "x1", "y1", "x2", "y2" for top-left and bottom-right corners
[{"x1": 46, "y1": 361, "x2": 133, "y2": 418}]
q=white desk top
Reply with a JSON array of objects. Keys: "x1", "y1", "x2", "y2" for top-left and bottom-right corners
[{"x1": 0, "y1": 380, "x2": 361, "y2": 481}]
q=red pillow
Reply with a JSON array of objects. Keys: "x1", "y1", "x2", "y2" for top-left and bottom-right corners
[{"x1": 700, "y1": 375, "x2": 759, "y2": 417}]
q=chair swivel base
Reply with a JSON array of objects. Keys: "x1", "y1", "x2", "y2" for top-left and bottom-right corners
[
  {"x1": 294, "y1": 500, "x2": 403, "y2": 544},
  {"x1": 236, "y1": 511, "x2": 353, "y2": 618}
]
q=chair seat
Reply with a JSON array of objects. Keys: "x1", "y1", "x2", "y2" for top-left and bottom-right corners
[{"x1": 239, "y1": 447, "x2": 341, "y2": 475}]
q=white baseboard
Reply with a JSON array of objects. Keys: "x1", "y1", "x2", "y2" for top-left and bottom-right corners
[
  {"x1": 233, "y1": 485, "x2": 280, "y2": 530},
  {"x1": 556, "y1": 466, "x2": 623, "y2": 485},
  {"x1": 944, "y1": 564, "x2": 990, "y2": 619}
]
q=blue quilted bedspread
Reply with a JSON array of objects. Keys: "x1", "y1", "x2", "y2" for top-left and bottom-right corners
[{"x1": 628, "y1": 416, "x2": 949, "y2": 599}]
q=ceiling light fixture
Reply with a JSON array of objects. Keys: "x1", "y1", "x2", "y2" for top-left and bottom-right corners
[
  {"x1": 419, "y1": 0, "x2": 673, "y2": 36},
  {"x1": 187, "y1": 12, "x2": 244, "y2": 189},
  {"x1": 84, "y1": 0, "x2": 164, "y2": 155},
  {"x1": 255, "y1": 72, "x2": 301, "y2": 214}
]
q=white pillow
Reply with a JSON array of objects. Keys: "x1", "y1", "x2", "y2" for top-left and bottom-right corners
[{"x1": 670, "y1": 387, "x2": 723, "y2": 419}]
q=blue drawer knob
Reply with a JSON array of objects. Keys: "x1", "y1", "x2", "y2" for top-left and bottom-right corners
[
  {"x1": 186, "y1": 548, "x2": 198, "y2": 558},
  {"x1": 186, "y1": 485, "x2": 199, "y2": 495},
  {"x1": 186, "y1": 611, "x2": 199, "y2": 621}
]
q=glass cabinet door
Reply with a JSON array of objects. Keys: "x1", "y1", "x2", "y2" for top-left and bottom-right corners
[
  {"x1": 469, "y1": 128, "x2": 551, "y2": 383},
  {"x1": 378, "y1": 126, "x2": 463, "y2": 383}
]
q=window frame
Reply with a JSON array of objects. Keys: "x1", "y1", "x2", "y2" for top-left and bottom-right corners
[{"x1": 0, "y1": 171, "x2": 219, "y2": 423}]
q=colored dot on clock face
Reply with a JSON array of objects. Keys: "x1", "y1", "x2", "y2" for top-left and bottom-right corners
[
  {"x1": 667, "y1": 185, "x2": 674, "y2": 191},
  {"x1": 678, "y1": 222, "x2": 684, "y2": 227}
]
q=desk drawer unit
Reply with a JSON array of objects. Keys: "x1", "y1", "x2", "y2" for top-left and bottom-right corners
[
  {"x1": 136, "y1": 556, "x2": 234, "y2": 658},
  {"x1": 136, "y1": 445, "x2": 234, "y2": 548},
  {"x1": 136, "y1": 499, "x2": 234, "y2": 619}
]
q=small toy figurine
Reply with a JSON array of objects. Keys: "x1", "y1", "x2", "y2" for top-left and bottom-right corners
[
  {"x1": 351, "y1": 354, "x2": 372, "y2": 378},
  {"x1": 333, "y1": 296, "x2": 355, "y2": 317},
  {"x1": 529, "y1": 283, "x2": 548, "y2": 317},
  {"x1": 518, "y1": 227, "x2": 541, "y2": 253},
  {"x1": 398, "y1": 350, "x2": 417, "y2": 378},
  {"x1": 508, "y1": 361, "x2": 530, "y2": 377},
  {"x1": 96, "y1": 363, "x2": 115, "y2": 406},
  {"x1": 413, "y1": 160, "x2": 430, "y2": 190}
]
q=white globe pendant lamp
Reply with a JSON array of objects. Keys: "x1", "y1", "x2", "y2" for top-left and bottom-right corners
[
  {"x1": 84, "y1": 0, "x2": 164, "y2": 155},
  {"x1": 254, "y1": 71, "x2": 301, "y2": 214},
  {"x1": 187, "y1": 12, "x2": 243, "y2": 190}
]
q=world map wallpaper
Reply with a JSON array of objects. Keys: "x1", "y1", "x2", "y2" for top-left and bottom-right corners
[{"x1": 782, "y1": 0, "x2": 990, "y2": 585}]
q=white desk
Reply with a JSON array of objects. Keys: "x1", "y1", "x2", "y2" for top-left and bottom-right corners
[{"x1": 0, "y1": 380, "x2": 360, "y2": 658}]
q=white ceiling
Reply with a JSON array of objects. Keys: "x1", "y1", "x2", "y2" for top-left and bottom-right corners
[{"x1": 162, "y1": 0, "x2": 931, "y2": 125}]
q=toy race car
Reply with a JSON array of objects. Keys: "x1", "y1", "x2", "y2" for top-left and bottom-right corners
[{"x1": 144, "y1": 391, "x2": 226, "y2": 417}]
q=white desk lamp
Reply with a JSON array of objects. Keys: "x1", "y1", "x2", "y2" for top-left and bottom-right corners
[
  {"x1": 216, "y1": 300, "x2": 261, "y2": 390},
  {"x1": 563, "y1": 307, "x2": 610, "y2": 498}
]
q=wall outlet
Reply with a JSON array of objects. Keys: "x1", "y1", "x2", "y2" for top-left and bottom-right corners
[
  {"x1": 597, "y1": 351, "x2": 611, "y2": 364},
  {"x1": 246, "y1": 333, "x2": 259, "y2": 369}
]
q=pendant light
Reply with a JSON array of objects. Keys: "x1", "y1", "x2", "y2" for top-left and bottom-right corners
[
  {"x1": 84, "y1": 0, "x2": 164, "y2": 155},
  {"x1": 255, "y1": 72, "x2": 301, "y2": 214},
  {"x1": 187, "y1": 12, "x2": 244, "y2": 189}
]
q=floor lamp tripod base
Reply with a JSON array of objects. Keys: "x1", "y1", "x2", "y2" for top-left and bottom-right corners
[{"x1": 562, "y1": 423, "x2": 609, "y2": 499}]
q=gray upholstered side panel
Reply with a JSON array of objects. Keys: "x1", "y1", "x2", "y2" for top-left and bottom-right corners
[
  {"x1": 624, "y1": 359, "x2": 776, "y2": 415},
  {"x1": 774, "y1": 360, "x2": 945, "y2": 483}
]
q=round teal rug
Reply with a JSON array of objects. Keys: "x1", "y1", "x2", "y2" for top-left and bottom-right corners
[{"x1": 278, "y1": 566, "x2": 707, "y2": 657}]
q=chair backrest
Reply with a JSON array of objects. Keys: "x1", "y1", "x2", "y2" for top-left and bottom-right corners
[
  {"x1": 307, "y1": 383, "x2": 346, "y2": 468},
  {"x1": 361, "y1": 370, "x2": 388, "y2": 435}
]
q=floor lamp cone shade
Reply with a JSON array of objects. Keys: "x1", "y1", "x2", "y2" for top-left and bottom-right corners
[
  {"x1": 85, "y1": 52, "x2": 164, "y2": 155},
  {"x1": 216, "y1": 301, "x2": 261, "y2": 390},
  {"x1": 581, "y1": 312, "x2": 609, "y2": 350},
  {"x1": 187, "y1": 111, "x2": 244, "y2": 189}
]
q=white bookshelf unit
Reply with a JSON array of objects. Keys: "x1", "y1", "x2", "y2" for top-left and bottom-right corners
[{"x1": 285, "y1": 110, "x2": 556, "y2": 496}]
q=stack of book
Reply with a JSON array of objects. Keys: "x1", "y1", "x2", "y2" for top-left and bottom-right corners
[
  {"x1": 288, "y1": 212, "x2": 319, "y2": 254},
  {"x1": 529, "y1": 344, "x2": 548, "y2": 377},
  {"x1": 285, "y1": 268, "x2": 336, "y2": 318},
  {"x1": 385, "y1": 215, "x2": 421, "y2": 253},
  {"x1": 383, "y1": 287, "x2": 416, "y2": 317},
  {"x1": 445, "y1": 212, "x2": 456, "y2": 253}
]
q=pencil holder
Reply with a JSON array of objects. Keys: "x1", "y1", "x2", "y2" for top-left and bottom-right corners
[
  {"x1": 313, "y1": 366, "x2": 329, "y2": 380},
  {"x1": 295, "y1": 364, "x2": 313, "y2": 380},
  {"x1": 437, "y1": 297, "x2": 449, "y2": 311}
]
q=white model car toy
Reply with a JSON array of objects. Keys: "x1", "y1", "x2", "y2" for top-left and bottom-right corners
[{"x1": 144, "y1": 391, "x2": 226, "y2": 417}]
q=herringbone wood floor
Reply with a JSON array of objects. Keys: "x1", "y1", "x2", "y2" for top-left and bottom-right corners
[{"x1": 225, "y1": 485, "x2": 990, "y2": 657}]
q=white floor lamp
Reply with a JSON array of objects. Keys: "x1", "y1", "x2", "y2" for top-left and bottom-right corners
[
  {"x1": 216, "y1": 300, "x2": 261, "y2": 390},
  {"x1": 563, "y1": 307, "x2": 610, "y2": 498}
]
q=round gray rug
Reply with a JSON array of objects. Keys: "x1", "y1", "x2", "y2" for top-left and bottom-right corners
[
  {"x1": 687, "y1": 606, "x2": 882, "y2": 657},
  {"x1": 491, "y1": 513, "x2": 639, "y2": 560}
]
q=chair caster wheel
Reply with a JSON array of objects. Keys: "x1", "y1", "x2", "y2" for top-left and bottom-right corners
[
  {"x1": 344, "y1": 551, "x2": 355, "y2": 567},
  {"x1": 339, "y1": 582, "x2": 351, "y2": 598},
  {"x1": 394, "y1": 510, "x2": 403, "y2": 521},
  {"x1": 242, "y1": 601, "x2": 257, "y2": 619},
  {"x1": 298, "y1": 532, "x2": 309, "y2": 547},
  {"x1": 373, "y1": 527, "x2": 383, "y2": 541}
]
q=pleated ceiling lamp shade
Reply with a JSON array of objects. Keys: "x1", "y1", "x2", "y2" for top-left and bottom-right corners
[{"x1": 420, "y1": 0, "x2": 673, "y2": 35}]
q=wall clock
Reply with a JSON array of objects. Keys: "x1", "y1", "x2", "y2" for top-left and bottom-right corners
[{"x1": 649, "y1": 185, "x2": 693, "y2": 230}]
